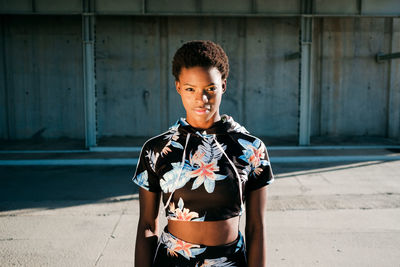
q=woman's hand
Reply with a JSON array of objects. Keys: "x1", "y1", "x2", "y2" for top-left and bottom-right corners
[
  {"x1": 245, "y1": 186, "x2": 268, "y2": 267},
  {"x1": 135, "y1": 188, "x2": 161, "y2": 267}
]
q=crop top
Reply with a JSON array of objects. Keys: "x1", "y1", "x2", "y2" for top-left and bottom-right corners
[{"x1": 131, "y1": 114, "x2": 274, "y2": 221}]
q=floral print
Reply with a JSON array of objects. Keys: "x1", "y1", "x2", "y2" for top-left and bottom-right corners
[
  {"x1": 153, "y1": 227, "x2": 247, "y2": 266},
  {"x1": 168, "y1": 197, "x2": 205, "y2": 221},
  {"x1": 162, "y1": 122, "x2": 183, "y2": 156},
  {"x1": 196, "y1": 257, "x2": 235, "y2": 267},
  {"x1": 189, "y1": 158, "x2": 227, "y2": 193},
  {"x1": 160, "y1": 136, "x2": 229, "y2": 194},
  {"x1": 186, "y1": 138, "x2": 228, "y2": 193},
  {"x1": 238, "y1": 138, "x2": 270, "y2": 176},
  {"x1": 195, "y1": 135, "x2": 226, "y2": 163},
  {"x1": 134, "y1": 170, "x2": 149, "y2": 190},
  {"x1": 132, "y1": 114, "x2": 274, "y2": 221},
  {"x1": 225, "y1": 115, "x2": 249, "y2": 134},
  {"x1": 160, "y1": 231, "x2": 206, "y2": 260},
  {"x1": 160, "y1": 162, "x2": 192, "y2": 193},
  {"x1": 234, "y1": 232, "x2": 244, "y2": 253},
  {"x1": 145, "y1": 149, "x2": 159, "y2": 172}
]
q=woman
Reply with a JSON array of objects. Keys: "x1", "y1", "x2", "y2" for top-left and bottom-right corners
[{"x1": 132, "y1": 40, "x2": 274, "y2": 267}]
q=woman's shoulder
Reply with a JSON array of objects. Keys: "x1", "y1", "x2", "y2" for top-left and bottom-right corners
[
  {"x1": 228, "y1": 130, "x2": 266, "y2": 148},
  {"x1": 141, "y1": 129, "x2": 171, "y2": 152},
  {"x1": 221, "y1": 115, "x2": 267, "y2": 146}
]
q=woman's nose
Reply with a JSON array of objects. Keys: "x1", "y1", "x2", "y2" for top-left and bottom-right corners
[
  {"x1": 202, "y1": 94, "x2": 208, "y2": 103},
  {"x1": 195, "y1": 91, "x2": 208, "y2": 103}
]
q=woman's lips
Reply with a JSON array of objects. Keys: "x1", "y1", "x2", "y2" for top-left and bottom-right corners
[{"x1": 194, "y1": 108, "x2": 209, "y2": 114}]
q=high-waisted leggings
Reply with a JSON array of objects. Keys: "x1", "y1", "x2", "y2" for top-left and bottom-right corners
[{"x1": 152, "y1": 226, "x2": 248, "y2": 267}]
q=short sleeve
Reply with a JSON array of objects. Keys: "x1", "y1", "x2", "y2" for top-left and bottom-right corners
[
  {"x1": 131, "y1": 143, "x2": 162, "y2": 193},
  {"x1": 244, "y1": 139, "x2": 274, "y2": 192}
]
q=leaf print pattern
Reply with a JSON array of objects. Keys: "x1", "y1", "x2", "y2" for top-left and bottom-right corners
[
  {"x1": 234, "y1": 232, "x2": 244, "y2": 253},
  {"x1": 171, "y1": 141, "x2": 184, "y2": 149},
  {"x1": 196, "y1": 257, "x2": 235, "y2": 267},
  {"x1": 145, "y1": 149, "x2": 159, "y2": 172},
  {"x1": 238, "y1": 138, "x2": 270, "y2": 176},
  {"x1": 134, "y1": 170, "x2": 149, "y2": 190},
  {"x1": 196, "y1": 136, "x2": 226, "y2": 163},
  {"x1": 160, "y1": 162, "x2": 192, "y2": 193},
  {"x1": 224, "y1": 115, "x2": 249, "y2": 134},
  {"x1": 161, "y1": 144, "x2": 172, "y2": 156},
  {"x1": 161, "y1": 231, "x2": 206, "y2": 260},
  {"x1": 161, "y1": 122, "x2": 182, "y2": 156},
  {"x1": 167, "y1": 197, "x2": 205, "y2": 221}
]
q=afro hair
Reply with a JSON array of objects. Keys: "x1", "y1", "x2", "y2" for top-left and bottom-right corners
[{"x1": 172, "y1": 40, "x2": 229, "y2": 81}]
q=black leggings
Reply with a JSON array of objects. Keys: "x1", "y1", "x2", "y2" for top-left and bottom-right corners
[{"x1": 152, "y1": 226, "x2": 248, "y2": 267}]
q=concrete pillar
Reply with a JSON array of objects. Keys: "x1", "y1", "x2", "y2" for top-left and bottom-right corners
[
  {"x1": 82, "y1": 0, "x2": 97, "y2": 148},
  {"x1": 388, "y1": 18, "x2": 400, "y2": 141},
  {"x1": 298, "y1": 0, "x2": 314, "y2": 145}
]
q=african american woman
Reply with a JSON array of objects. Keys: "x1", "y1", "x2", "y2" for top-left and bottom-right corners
[{"x1": 132, "y1": 40, "x2": 274, "y2": 267}]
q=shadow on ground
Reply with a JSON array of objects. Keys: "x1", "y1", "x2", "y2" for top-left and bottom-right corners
[
  {"x1": 0, "y1": 160, "x2": 392, "y2": 212},
  {"x1": 0, "y1": 165, "x2": 138, "y2": 212}
]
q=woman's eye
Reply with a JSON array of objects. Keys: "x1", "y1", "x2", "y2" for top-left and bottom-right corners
[
  {"x1": 185, "y1": 88, "x2": 194, "y2": 92},
  {"x1": 207, "y1": 87, "x2": 217, "y2": 91}
]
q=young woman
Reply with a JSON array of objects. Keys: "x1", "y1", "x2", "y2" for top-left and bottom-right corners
[{"x1": 132, "y1": 40, "x2": 274, "y2": 267}]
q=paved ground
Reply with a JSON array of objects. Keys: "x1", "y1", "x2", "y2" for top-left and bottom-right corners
[{"x1": 0, "y1": 159, "x2": 399, "y2": 266}]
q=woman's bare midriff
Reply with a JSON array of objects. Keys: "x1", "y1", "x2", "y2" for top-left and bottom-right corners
[{"x1": 167, "y1": 216, "x2": 240, "y2": 246}]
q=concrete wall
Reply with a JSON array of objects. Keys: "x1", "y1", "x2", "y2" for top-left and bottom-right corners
[
  {"x1": 311, "y1": 18, "x2": 400, "y2": 138},
  {"x1": 1, "y1": 0, "x2": 400, "y2": 15},
  {"x1": 0, "y1": 15, "x2": 399, "y2": 143},
  {"x1": 95, "y1": 17, "x2": 299, "y2": 138},
  {"x1": 0, "y1": 16, "x2": 84, "y2": 139}
]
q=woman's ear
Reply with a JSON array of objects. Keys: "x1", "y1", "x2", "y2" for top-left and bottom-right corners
[
  {"x1": 175, "y1": 80, "x2": 181, "y2": 95},
  {"x1": 222, "y1": 79, "x2": 227, "y2": 93}
]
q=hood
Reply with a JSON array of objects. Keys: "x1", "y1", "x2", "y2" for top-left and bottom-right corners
[{"x1": 171, "y1": 114, "x2": 249, "y2": 137}]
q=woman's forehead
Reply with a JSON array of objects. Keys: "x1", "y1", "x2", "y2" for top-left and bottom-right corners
[{"x1": 178, "y1": 66, "x2": 222, "y2": 83}]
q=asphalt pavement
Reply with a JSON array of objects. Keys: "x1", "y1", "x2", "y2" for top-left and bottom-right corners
[{"x1": 0, "y1": 153, "x2": 399, "y2": 266}]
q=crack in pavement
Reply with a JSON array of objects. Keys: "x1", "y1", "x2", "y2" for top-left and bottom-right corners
[{"x1": 94, "y1": 207, "x2": 127, "y2": 266}]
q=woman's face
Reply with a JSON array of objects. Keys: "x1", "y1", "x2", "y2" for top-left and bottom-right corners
[{"x1": 175, "y1": 66, "x2": 226, "y2": 128}]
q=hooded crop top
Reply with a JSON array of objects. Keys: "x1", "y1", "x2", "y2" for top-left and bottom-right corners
[{"x1": 131, "y1": 114, "x2": 274, "y2": 221}]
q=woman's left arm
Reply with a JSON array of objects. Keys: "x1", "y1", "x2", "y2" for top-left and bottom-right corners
[{"x1": 245, "y1": 185, "x2": 268, "y2": 267}]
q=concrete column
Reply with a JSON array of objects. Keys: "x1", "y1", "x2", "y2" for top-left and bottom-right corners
[
  {"x1": 298, "y1": 0, "x2": 314, "y2": 145},
  {"x1": 82, "y1": 0, "x2": 96, "y2": 148},
  {"x1": 388, "y1": 18, "x2": 400, "y2": 141}
]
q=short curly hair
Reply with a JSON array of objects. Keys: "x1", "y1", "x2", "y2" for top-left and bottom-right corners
[{"x1": 172, "y1": 40, "x2": 229, "y2": 81}]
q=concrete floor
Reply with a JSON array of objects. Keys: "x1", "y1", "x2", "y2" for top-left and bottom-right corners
[{"x1": 0, "y1": 160, "x2": 399, "y2": 266}]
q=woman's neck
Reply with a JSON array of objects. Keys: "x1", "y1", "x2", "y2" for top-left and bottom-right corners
[{"x1": 186, "y1": 113, "x2": 221, "y2": 129}]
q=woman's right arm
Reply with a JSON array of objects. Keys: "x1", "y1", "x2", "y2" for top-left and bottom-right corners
[{"x1": 135, "y1": 187, "x2": 161, "y2": 267}]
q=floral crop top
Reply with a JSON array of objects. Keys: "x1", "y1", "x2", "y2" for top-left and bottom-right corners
[{"x1": 131, "y1": 114, "x2": 274, "y2": 221}]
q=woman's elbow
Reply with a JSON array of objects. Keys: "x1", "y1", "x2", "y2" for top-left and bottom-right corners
[{"x1": 137, "y1": 217, "x2": 159, "y2": 237}]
